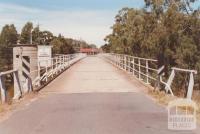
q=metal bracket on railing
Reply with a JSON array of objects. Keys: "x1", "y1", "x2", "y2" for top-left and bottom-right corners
[
  {"x1": 0, "y1": 70, "x2": 22, "y2": 103},
  {"x1": 164, "y1": 69, "x2": 175, "y2": 96},
  {"x1": 164, "y1": 67, "x2": 197, "y2": 99},
  {"x1": 102, "y1": 53, "x2": 158, "y2": 85},
  {"x1": 0, "y1": 53, "x2": 86, "y2": 103},
  {"x1": 102, "y1": 53, "x2": 197, "y2": 99},
  {"x1": 0, "y1": 74, "x2": 6, "y2": 103}
]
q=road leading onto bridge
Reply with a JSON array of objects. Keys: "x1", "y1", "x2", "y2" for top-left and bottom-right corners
[{"x1": 0, "y1": 56, "x2": 199, "y2": 134}]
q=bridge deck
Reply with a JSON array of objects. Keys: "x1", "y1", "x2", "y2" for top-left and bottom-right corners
[{"x1": 0, "y1": 56, "x2": 199, "y2": 134}]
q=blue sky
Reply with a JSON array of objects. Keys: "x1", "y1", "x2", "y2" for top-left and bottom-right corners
[
  {"x1": 0, "y1": 0, "x2": 144, "y2": 10},
  {"x1": 0, "y1": 0, "x2": 145, "y2": 46},
  {"x1": 0, "y1": 0, "x2": 199, "y2": 46}
]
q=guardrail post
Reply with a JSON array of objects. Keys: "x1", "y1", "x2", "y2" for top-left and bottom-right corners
[
  {"x1": 128, "y1": 57, "x2": 130, "y2": 72},
  {"x1": 115, "y1": 55, "x2": 117, "y2": 66},
  {"x1": 59, "y1": 56, "x2": 61, "y2": 70},
  {"x1": 117, "y1": 55, "x2": 120, "y2": 67},
  {"x1": 132, "y1": 58, "x2": 135, "y2": 76},
  {"x1": 38, "y1": 62, "x2": 41, "y2": 79},
  {"x1": 128, "y1": 57, "x2": 131, "y2": 72},
  {"x1": 13, "y1": 71, "x2": 22, "y2": 100},
  {"x1": 138, "y1": 59, "x2": 141, "y2": 80},
  {"x1": 62, "y1": 55, "x2": 64, "y2": 68},
  {"x1": 187, "y1": 72, "x2": 195, "y2": 99},
  {"x1": 51, "y1": 59, "x2": 54, "y2": 78},
  {"x1": 125, "y1": 56, "x2": 127, "y2": 70},
  {"x1": 146, "y1": 60, "x2": 149, "y2": 84},
  {"x1": 124, "y1": 56, "x2": 126, "y2": 70},
  {"x1": 165, "y1": 69, "x2": 175, "y2": 95},
  {"x1": 119, "y1": 55, "x2": 121, "y2": 68},
  {"x1": 0, "y1": 75, "x2": 6, "y2": 103},
  {"x1": 56, "y1": 57, "x2": 58, "y2": 74},
  {"x1": 67, "y1": 55, "x2": 69, "y2": 67},
  {"x1": 27, "y1": 77, "x2": 33, "y2": 92},
  {"x1": 65, "y1": 56, "x2": 67, "y2": 67},
  {"x1": 45, "y1": 61, "x2": 48, "y2": 82}
]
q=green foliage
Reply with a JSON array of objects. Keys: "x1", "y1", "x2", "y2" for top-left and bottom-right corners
[
  {"x1": 51, "y1": 36, "x2": 75, "y2": 55},
  {"x1": 20, "y1": 22, "x2": 33, "y2": 44},
  {"x1": 103, "y1": 0, "x2": 200, "y2": 91},
  {"x1": 0, "y1": 24, "x2": 18, "y2": 47},
  {"x1": 0, "y1": 24, "x2": 18, "y2": 71},
  {"x1": 0, "y1": 21, "x2": 92, "y2": 71}
]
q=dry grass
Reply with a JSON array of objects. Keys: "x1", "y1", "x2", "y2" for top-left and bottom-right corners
[
  {"x1": 148, "y1": 90, "x2": 176, "y2": 105},
  {"x1": 148, "y1": 89, "x2": 200, "y2": 122},
  {"x1": 193, "y1": 90, "x2": 200, "y2": 121},
  {"x1": 0, "y1": 92, "x2": 39, "y2": 122}
]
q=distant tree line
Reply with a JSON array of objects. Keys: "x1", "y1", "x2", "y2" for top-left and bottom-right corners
[
  {"x1": 0, "y1": 22, "x2": 93, "y2": 72},
  {"x1": 102, "y1": 0, "x2": 200, "y2": 93}
]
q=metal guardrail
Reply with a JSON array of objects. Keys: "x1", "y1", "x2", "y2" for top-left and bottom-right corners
[
  {"x1": 32, "y1": 53, "x2": 86, "y2": 87},
  {"x1": 0, "y1": 69, "x2": 22, "y2": 102},
  {"x1": 101, "y1": 53, "x2": 197, "y2": 100},
  {"x1": 0, "y1": 53, "x2": 86, "y2": 103},
  {"x1": 162, "y1": 67, "x2": 197, "y2": 99},
  {"x1": 101, "y1": 53, "x2": 158, "y2": 84}
]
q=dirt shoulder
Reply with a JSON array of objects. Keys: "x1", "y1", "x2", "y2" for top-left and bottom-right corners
[
  {"x1": 148, "y1": 89, "x2": 200, "y2": 123},
  {"x1": 0, "y1": 92, "x2": 39, "y2": 122}
]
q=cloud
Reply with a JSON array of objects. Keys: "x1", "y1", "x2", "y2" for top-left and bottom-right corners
[
  {"x1": 0, "y1": 3, "x2": 41, "y2": 13},
  {"x1": 0, "y1": 3, "x2": 116, "y2": 47}
]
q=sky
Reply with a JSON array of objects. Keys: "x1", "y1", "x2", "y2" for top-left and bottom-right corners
[{"x1": 0, "y1": 0, "x2": 145, "y2": 47}]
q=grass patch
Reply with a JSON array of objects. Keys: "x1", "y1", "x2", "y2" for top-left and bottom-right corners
[
  {"x1": 193, "y1": 90, "x2": 200, "y2": 122},
  {"x1": 148, "y1": 89, "x2": 200, "y2": 122},
  {"x1": 148, "y1": 90, "x2": 176, "y2": 105}
]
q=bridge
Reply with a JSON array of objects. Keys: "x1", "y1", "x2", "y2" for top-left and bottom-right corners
[{"x1": 0, "y1": 53, "x2": 199, "y2": 133}]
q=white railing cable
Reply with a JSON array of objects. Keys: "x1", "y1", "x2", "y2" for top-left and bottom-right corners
[
  {"x1": 101, "y1": 53, "x2": 197, "y2": 100},
  {"x1": 0, "y1": 53, "x2": 86, "y2": 103}
]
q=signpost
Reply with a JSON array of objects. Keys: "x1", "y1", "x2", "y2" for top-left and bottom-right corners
[{"x1": 38, "y1": 45, "x2": 52, "y2": 67}]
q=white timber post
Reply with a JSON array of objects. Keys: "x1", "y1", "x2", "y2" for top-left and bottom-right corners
[
  {"x1": 27, "y1": 77, "x2": 33, "y2": 92},
  {"x1": 138, "y1": 59, "x2": 141, "y2": 80},
  {"x1": 124, "y1": 55, "x2": 126, "y2": 70},
  {"x1": 119, "y1": 55, "x2": 122, "y2": 68},
  {"x1": 56, "y1": 57, "x2": 58, "y2": 74},
  {"x1": 187, "y1": 72, "x2": 195, "y2": 100},
  {"x1": 61, "y1": 56, "x2": 63, "y2": 69},
  {"x1": 132, "y1": 58, "x2": 135, "y2": 76},
  {"x1": 118, "y1": 55, "x2": 120, "y2": 67},
  {"x1": 38, "y1": 62, "x2": 41, "y2": 80},
  {"x1": 59, "y1": 56, "x2": 62, "y2": 70},
  {"x1": 165, "y1": 69, "x2": 175, "y2": 95},
  {"x1": 65, "y1": 56, "x2": 67, "y2": 67},
  {"x1": 63, "y1": 55, "x2": 65, "y2": 68},
  {"x1": 146, "y1": 60, "x2": 149, "y2": 84},
  {"x1": 51, "y1": 59, "x2": 53, "y2": 77},
  {"x1": 129, "y1": 57, "x2": 131, "y2": 72},
  {"x1": 0, "y1": 75, "x2": 6, "y2": 103},
  {"x1": 115, "y1": 55, "x2": 117, "y2": 66},
  {"x1": 45, "y1": 60, "x2": 48, "y2": 82},
  {"x1": 13, "y1": 71, "x2": 22, "y2": 100},
  {"x1": 51, "y1": 59, "x2": 53, "y2": 70}
]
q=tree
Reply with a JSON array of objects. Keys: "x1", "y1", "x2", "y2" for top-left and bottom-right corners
[
  {"x1": 51, "y1": 38, "x2": 63, "y2": 54},
  {"x1": 0, "y1": 24, "x2": 18, "y2": 71},
  {"x1": 40, "y1": 31, "x2": 53, "y2": 45},
  {"x1": 20, "y1": 22, "x2": 33, "y2": 44},
  {"x1": 32, "y1": 25, "x2": 41, "y2": 44},
  {"x1": 0, "y1": 24, "x2": 18, "y2": 46},
  {"x1": 104, "y1": 0, "x2": 200, "y2": 93},
  {"x1": 50, "y1": 36, "x2": 75, "y2": 55}
]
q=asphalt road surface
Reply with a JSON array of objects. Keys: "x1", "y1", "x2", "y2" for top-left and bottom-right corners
[{"x1": 0, "y1": 56, "x2": 199, "y2": 134}]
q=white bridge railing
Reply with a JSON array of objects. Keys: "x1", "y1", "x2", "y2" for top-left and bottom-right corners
[
  {"x1": 101, "y1": 53, "x2": 197, "y2": 100},
  {"x1": 0, "y1": 53, "x2": 86, "y2": 103}
]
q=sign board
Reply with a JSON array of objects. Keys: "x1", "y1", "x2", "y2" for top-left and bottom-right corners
[{"x1": 38, "y1": 45, "x2": 52, "y2": 67}]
